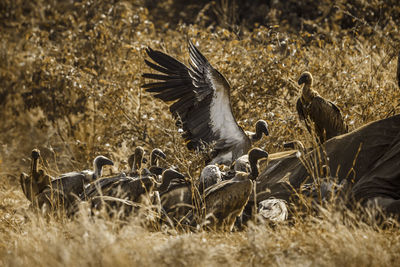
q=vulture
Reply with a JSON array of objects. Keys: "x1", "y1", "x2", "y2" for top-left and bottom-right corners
[
  {"x1": 35, "y1": 155, "x2": 114, "y2": 213},
  {"x1": 159, "y1": 170, "x2": 193, "y2": 226},
  {"x1": 296, "y1": 72, "x2": 348, "y2": 143},
  {"x1": 231, "y1": 148, "x2": 269, "y2": 178},
  {"x1": 202, "y1": 148, "x2": 269, "y2": 230},
  {"x1": 80, "y1": 147, "x2": 180, "y2": 218},
  {"x1": 126, "y1": 147, "x2": 166, "y2": 177},
  {"x1": 20, "y1": 149, "x2": 52, "y2": 202},
  {"x1": 127, "y1": 146, "x2": 146, "y2": 176},
  {"x1": 142, "y1": 40, "x2": 269, "y2": 165}
]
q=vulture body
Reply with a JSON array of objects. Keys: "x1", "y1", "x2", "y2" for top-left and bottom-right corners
[
  {"x1": 142, "y1": 40, "x2": 269, "y2": 165},
  {"x1": 202, "y1": 148, "x2": 269, "y2": 230},
  {"x1": 296, "y1": 72, "x2": 348, "y2": 143},
  {"x1": 203, "y1": 173, "x2": 253, "y2": 231},
  {"x1": 159, "y1": 171, "x2": 193, "y2": 226}
]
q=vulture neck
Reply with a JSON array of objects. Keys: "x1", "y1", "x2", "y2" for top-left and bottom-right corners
[
  {"x1": 132, "y1": 156, "x2": 142, "y2": 174},
  {"x1": 157, "y1": 177, "x2": 171, "y2": 193},
  {"x1": 93, "y1": 163, "x2": 101, "y2": 179},
  {"x1": 249, "y1": 160, "x2": 259, "y2": 179},
  {"x1": 150, "y1": 155, "x2": 158, "y2": 167},
  {"x1": 31, "y1": 157, "x2": 38, "y2": 176},
  {"x1": 250, "y1": 129, "x2": 263, "y2": 142},
  {"x1": 301, "y1": 81, "x2": 318, "y2": 103}
]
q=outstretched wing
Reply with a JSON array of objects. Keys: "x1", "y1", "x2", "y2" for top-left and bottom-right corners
[
  {"x1": 142, "y1": 41, "x2": 247, "y2": 154},
  {"x1": 309, "y1": 96, "x2": 348, "y2": 141}
]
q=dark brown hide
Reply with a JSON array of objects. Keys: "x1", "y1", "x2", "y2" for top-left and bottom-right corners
[{"x1": 254, "y1": 114, "x2": 400, "y2": 205}]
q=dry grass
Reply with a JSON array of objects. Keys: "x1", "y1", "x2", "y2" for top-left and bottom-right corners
[{"x1": 1, "y1": 0, "x2": 400, "y2": 266}]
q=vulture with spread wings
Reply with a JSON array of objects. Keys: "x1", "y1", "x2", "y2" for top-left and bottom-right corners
[{"x1": 142, "y1": 40, "x2": 269, "y2": 165}]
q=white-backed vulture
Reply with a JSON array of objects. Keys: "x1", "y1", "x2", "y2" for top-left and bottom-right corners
[
  {"x1": 296, "y1": 72, "x2": 348, "y2": 143},
  {"x1": 142, "y1": 40, "x2": 269, "y2": 165},
  {"x1": 202, "y1": 148, "x2": 269, "y2": 230}
]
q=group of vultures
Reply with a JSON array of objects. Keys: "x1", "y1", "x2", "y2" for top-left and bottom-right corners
[{"x1": 19, "y1": 40, "x2": 400, "y2": 231}]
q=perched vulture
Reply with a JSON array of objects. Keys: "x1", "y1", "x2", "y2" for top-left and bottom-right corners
[
  {"x1": 142, "y1": 40, "x2": 269, "y2": 165},
  {"x1": 202, "y1": 148, "x2": 269, "y2": 230},
  {"x1": 296, "y1": 72, "x2": 348, "y2": 143}
]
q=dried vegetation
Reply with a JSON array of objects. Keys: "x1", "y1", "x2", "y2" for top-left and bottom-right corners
[{"x1": 0, "y1": 0, "x2": 400, "y2": 266}]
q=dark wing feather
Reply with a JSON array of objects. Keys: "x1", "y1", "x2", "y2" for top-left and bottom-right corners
[
  {"x1": 81, "y1": 175, "x2": 127, "y2": 200},
  {"x1": 142, "y1": 41, "x2": 247, "y2": 159},
  {"x1": 309, "y1": 96, "x2": 348, "y2": 141},
  {"x1": 81, "y1": 175, "x2": 153, "y2": 212}
]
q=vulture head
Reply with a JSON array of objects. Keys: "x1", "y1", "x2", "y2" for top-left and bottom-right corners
[
  {"x1": 150, "y1": 148, "x2": 166, "y2": 166},
  {"x1": 250, "y1": 120, "x2": 269, "y2": 142},
  {"x1": 283, "y1": 140, "x2": 305, "y2": 151},
  {"x1": 199, "y1": 165, "x2": 222, "y2": 193},
  {"x1": 298, "y1": 71, "x2": 313, "y2": 86},
  {"x1": 129, "y1": 146, "x2": 145, "y2": 173},
  {"x1": 93, "y1": 155, "x2": 114, "y2": 179}
]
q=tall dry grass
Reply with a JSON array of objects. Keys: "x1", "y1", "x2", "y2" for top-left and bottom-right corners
[{"x1": 1, "y1": 0, "x2": 400, "y2": 266}]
